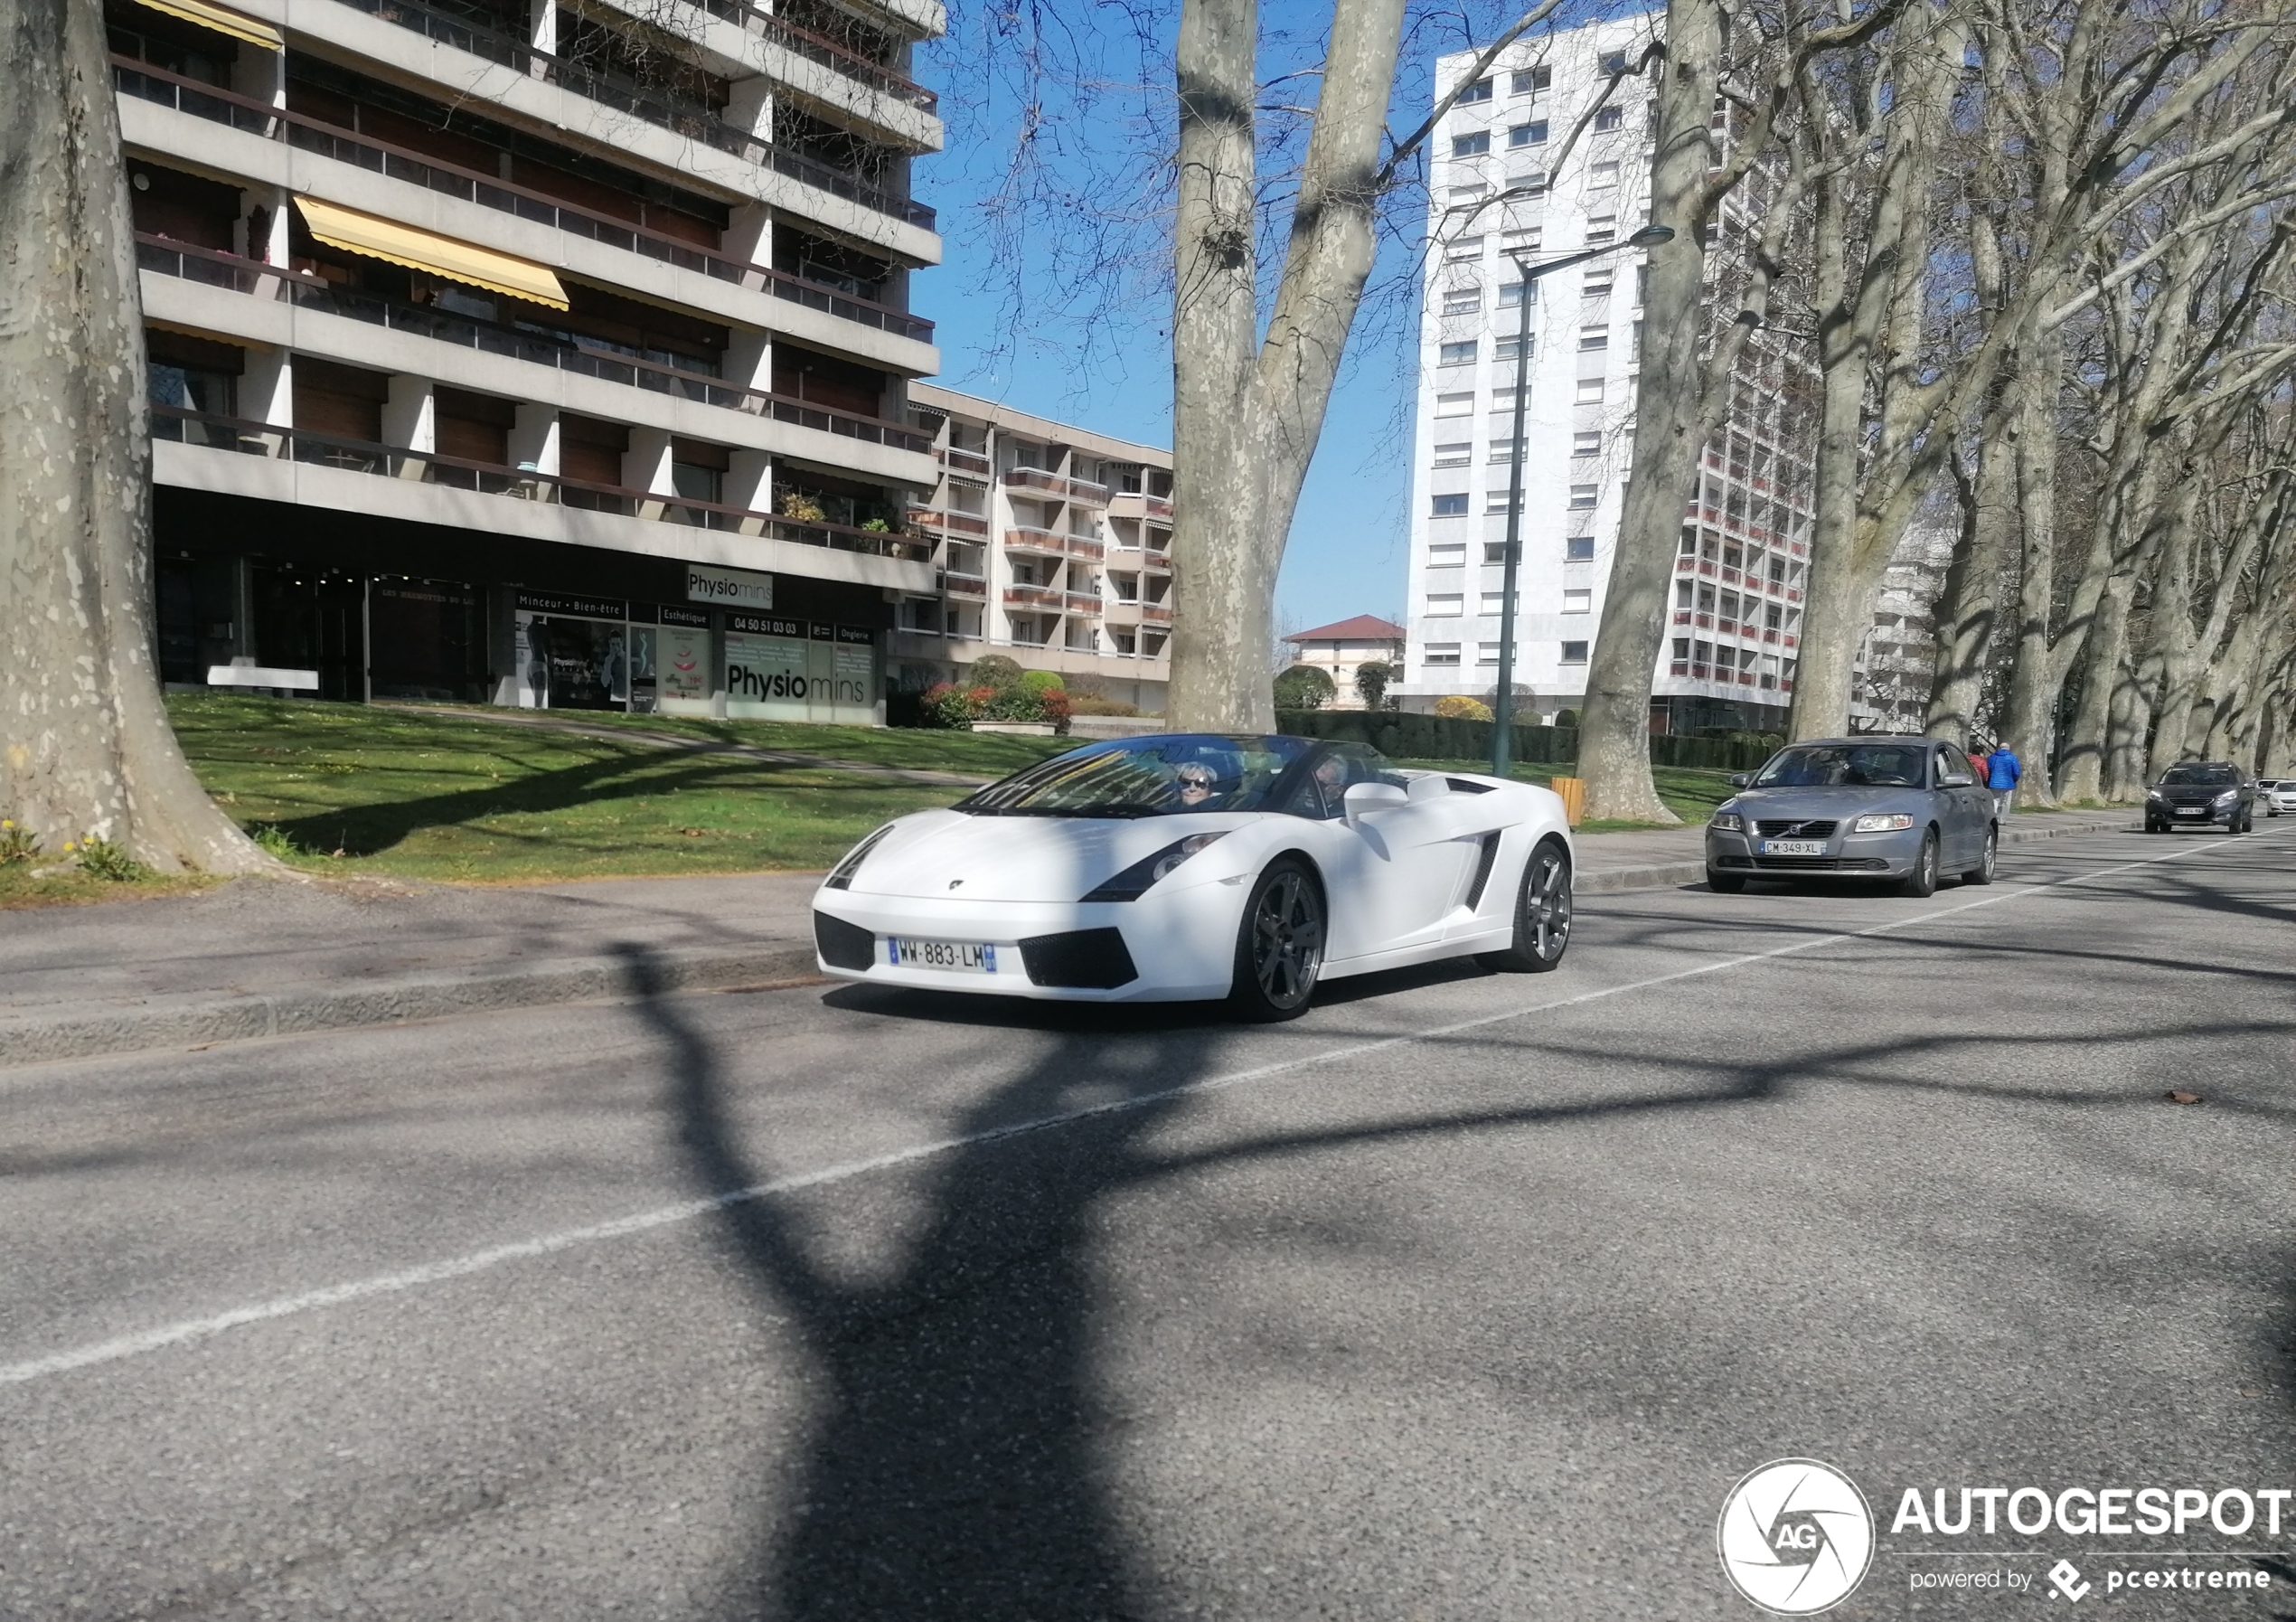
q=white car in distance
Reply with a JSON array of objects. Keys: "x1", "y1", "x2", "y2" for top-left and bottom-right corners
[{"x1": 812, "y1": 733, "x2": 1575, "y2": 1019}]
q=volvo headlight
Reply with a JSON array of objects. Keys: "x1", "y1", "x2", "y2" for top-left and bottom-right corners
[
  {"x1": 1709, "y1": 811, "x2": 1744, "y2": 833},
  {"x1": 823, "y1": 823, "x2": 896, "y2": 890},
  {"x1": 1853, "y1": 813, "x2": 1915, "y2": 833},
  {"x1": 1081, "y1": 833, "x2": 1228, "y2": 901}
]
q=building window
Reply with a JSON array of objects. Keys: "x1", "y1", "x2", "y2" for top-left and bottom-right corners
[
  {"x1": 1576, "y1": 377, "x2": 1605, "y2": 403},
  {"x1": 1632, "y1": 321, "x2": 1643, "y2": 361},
  {"x1": 1430, "y1": 492, "x2": 1469, "y2": 516},
  {"x1": 1590, "y1": 159, "x2": 1621, "y2": 189},
  {"x1": 1573, "y1": 431, "x2": 1602, "y2": 457},
  {"x1": 1444, "y1": 234, "x2": 1484, "y2": 261},
  {"x1": 1435, "y1": 391, "x2": 1475, "y2": 418},
  {"x1": 1583, "y1": 266, "x2": 1615, "y2": 295},
  {"x1": 1568, "y1": 483, "x2": 1599, "y2": 509},
  {"x1": 1449, "y1": 183, "x2": 1489, "y2": 205},
  {"x1": 1433, "y1": 442, "x2": 1472, "y2": 467},
  {"x1": 1501, "y1": 227, "x2": 1543, "y2": 256},
  {"x1": 1509, "y1": 120, "x2": 1549, "y2": 147},
  {"x1": 1477, "y1": 642, "x2": 1502, "y2": 665},
  {"x1": 1565, "y1": 535, "x2": 1595, "y2": 560},
  {"x1": 1489, "y1": 439, "x2": 1525, "y2": 464},
  {"x1": 1442, "y1": 288, "x2": 1483, "y2": 316},
  {"x1": 1428, "y1": 542, "x2": 1467, "y2": 566},
  {"x1": 1673, "y1": 637, "x2": 1691, "y2": 659},
  {"x1": 1484, "y1": 542, "x2": 1513, "y2": 563},
  {"x1": 1480, "y1": 592, "x2": 1515, "y2": 616},
  {"x1": 1426, "y1": 594, "x2": 1464, "y2": 616},
  {"x1": 1586, "y1": 222, "x2": 1616, "y2": 244},
  {"x1": 1453, "y1": 131, "x2": 1491, "y2": 157},
  {"x1": 1512, "y1": 64, "x2": 1552, "y2": 94},
  {"x1": 1559, "y1": 640, "x2": 1590, "y2": 664},
  {"x1": 1485, "y1": 492, "x2": 1519, "y2": 515},
  {"x1": 1458, "y1": 76, "x2": 1493, "y2": 103},
  {"x1": 1579, "y1": 326, "x2": 1609, "y2": 351},
  {"x1": 1510, "y1": 169, "x2": 1549, "y2": 195},
  {"x1": 1676, "y1": 580, "x2": 1694, "y2": 607},
  {"x1": 1563, "y1": 588, "x2": 1593, "y2": 615},
  {"x1": 1424, "y1": 643, "x2": 1463, "y2": 665},
  {"x1": 1494, "y1": 334, "x2": 1533, "y2": 363},
  {"x1": 1595, "y1": 104, "x2": 1624, "y2": 132},
  {"x1": 1499, "y1": 280, "x2": 1531, "y2": 308},
  {"x1": 1438, "y1": 340, "x2": 1478, "y2": 366},
  {"x1": 1600, "y1": 50, "x2": 1628, "y2": 72}
]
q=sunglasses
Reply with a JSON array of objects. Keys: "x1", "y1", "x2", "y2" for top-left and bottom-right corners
[{"x1": 1177, "y1": 770, "x2": 1214, "y2": 787}]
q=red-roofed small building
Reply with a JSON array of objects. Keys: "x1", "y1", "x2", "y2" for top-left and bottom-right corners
[{"x1": 1284, "y1": 616, "x2": 1407, "y2": 709}]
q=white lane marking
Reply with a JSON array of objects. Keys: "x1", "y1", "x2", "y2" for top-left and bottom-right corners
[{"x1": 3, "y1": 826, "x2": 2278, "y2": 1388}]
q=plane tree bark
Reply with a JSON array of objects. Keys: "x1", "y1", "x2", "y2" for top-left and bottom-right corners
[{"x1": 0, "y1": 0, "x2": 267, "y2": 872}]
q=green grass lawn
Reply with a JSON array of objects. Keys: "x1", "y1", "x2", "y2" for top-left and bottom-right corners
[
  {"x1": 168, "y1": 694, "x2": 997, "y2": 883},
  {"x1": 1397, "y1": 758, "x2": 1737, "y2": 829}
]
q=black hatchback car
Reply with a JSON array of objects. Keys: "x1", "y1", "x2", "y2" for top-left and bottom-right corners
[{"x1": 2145, "y1": 762, "x2": 2256, "y2": 834}]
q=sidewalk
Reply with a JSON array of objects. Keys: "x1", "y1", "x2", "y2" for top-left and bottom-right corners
[{"x1": 0, "y1": 810, "x2": 2139, "y2": 1069}]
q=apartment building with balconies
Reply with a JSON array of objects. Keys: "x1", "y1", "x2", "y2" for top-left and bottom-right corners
[
  {"x1": 896, "y1": 383, "x2": 1174, "y2": 713},
  {"x1": 121, "y1": 0, "x2": 944, "y2": 721},
  {"x1": 1397, "y1": 18, "x2": 1821, "y2": 734}
]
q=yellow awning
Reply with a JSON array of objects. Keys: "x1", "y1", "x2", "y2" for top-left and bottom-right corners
[
  {"x1": 133, "y1": 0, "x2": 282, "y2": 50},
  {"x1": 293, "y1": 195, "x2": 569, "y2": 311}
]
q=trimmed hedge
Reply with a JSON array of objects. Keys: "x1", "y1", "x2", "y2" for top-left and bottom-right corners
[{"x1": 1275, "y1": 710, "x2": 1776, "y2": 772}]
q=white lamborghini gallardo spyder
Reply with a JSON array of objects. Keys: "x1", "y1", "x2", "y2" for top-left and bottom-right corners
[{"x1": 811, "y1": 733, "x2": 1574, "y2": 1020}]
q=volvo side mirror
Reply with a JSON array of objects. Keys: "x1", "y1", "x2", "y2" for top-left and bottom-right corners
[{"x1": 1727, "y1": 773, "x2": 1752, "y2": 788}]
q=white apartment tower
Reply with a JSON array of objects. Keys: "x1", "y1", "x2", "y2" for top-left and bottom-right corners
[
  {"x1": 1398, "y1": 16, "x2": 1818, "y2": 732},
  {"x1": 119, "y1": 0, "x2": 945, "y2": 721},
  {"x1": 896, "y1": 384, "x2": 1175, "y2": 712}
]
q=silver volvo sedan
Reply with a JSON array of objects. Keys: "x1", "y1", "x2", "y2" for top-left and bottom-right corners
[{"x1": 1704, "y1": 736, "x2": 2000, "y2": 898}]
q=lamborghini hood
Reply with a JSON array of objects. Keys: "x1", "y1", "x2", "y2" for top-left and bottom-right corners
[{"x1": 841, "y1": 809, "x2": 1247, "y2": 902}]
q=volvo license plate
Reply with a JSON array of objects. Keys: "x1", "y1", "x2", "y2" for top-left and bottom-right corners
[
  {"x1": 1761, "y1": 839, "x2": 1828, "y2": 856},
  {"x1": 889, "y1": 938, "x2": 997, "y2": 973}
]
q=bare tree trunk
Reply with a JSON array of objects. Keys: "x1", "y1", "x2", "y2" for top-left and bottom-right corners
[
  {"x1": 2141, "y1": 480, "x2": 2203, "y2": 778},
  {"x1": 2103, "y1": 653, "x2": 2152, "y2": 799},
  {"x1": 1167, "y1": 0, "x2": 1405, "y2": 731},
  {"x1": 1926, "y1": 382, "x2": 2018, "y2": 745},
  {"x1": 1575, "y1": 0, "x2": 1725, "y2": 824},
  {"x1": 1999, "y1": 334, "x2": 2061, "y2": 801},
  {"x1": 0, "y1": 0, "x2": 265, "y2": 872}
]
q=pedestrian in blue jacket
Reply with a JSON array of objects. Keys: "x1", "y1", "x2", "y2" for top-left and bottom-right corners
[{"x1": 1986, "y1": 744, "x2": 2021, "y2": 816}]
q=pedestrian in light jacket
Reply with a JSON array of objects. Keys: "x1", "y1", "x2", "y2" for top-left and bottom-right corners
[{"x1": 1986, "y1": 744, "x2": 2021, "y2": 817}]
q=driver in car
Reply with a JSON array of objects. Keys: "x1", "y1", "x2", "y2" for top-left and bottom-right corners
[{"x1": 1172, "y1": 762, "x2": 1219, "y2": 809}]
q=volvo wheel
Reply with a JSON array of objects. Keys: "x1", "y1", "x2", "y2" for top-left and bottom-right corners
[
  {"x1": 1963, "y1": 826, "x2": 1997, "y2": 886},
  {"x1": 1899, "y1": 830, "x2": 1940, "y2": 898}
]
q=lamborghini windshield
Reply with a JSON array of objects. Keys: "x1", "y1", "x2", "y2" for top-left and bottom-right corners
[{"x1": 956, "y1": 735, "x2": 1318, "y2": 817}]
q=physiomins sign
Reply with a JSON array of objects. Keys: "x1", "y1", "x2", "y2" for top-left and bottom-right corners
[
  {"x1": 686, "y1": 564, "x2": 774, "y2": 609},
  {"x1": 721, "y1": 614, "x2": 876, "y2": 723},
  {"x1": 1717, "y1": 1459, "x2": 2288, "y2": 1613}
]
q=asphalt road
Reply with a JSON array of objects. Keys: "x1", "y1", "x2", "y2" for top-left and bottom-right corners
[{"x1": 4, "y1": 823, "x2": 2293, "y2": 1621}]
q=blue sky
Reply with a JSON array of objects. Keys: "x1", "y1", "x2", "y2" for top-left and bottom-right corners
[{"x1": 903, "y1": 0, "x2": 1501, "y2": 637}]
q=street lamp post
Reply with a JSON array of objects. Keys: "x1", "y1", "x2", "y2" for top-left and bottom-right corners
[{"x1": 1488, "y1": 222, "x2": 1676, "y2": 779}]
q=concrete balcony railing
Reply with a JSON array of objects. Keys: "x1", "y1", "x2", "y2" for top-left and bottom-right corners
[
  {"x1": 1002, "y1": 584, "x2": 1064, "y2": 609},
  {"x1": 136, "y1": 235, "x2": 933, "y2": 456},
  {"x1": 1065, "y1": 476, "x2": 1110, "y2": 505},
  {"x1": 1002, "y1": 466, "x2": 1068, "y2": 496},
  {"x1": 1064, "y1": 592, "x2": 1103, "y2": 615},
  {"x1": 1064, "y1": 533, "x2": 1106, "y2": 561},
  {"x1": 1106, "y1": 491, "x2": 1173, "y2": 521},
  {"x1": 1002, "y1": 525, "x2": 1068, "y2": 559},
  {"x1": 908, "y1": 505, "x2": 990, "y2": 537},
  {"x1": 937, "y1": 445, "x2": 992, "y2": 476},
  {"x1": 319, "y1": 0, "x2": 936, "y2": 228},
  {"x1": 681, "y1": 0, "x2": 938, "y2": 111},
  {"x1": 938, "y1": 571, "x2": 986, "y2": 598},
  {"x1": 1139, "y1": 602, "x2": 1173, "y2": 624},
  {"x1": 152, "y1": 403, "x2": 931, "y2": 561},
  {"x1": 114, "y1": 59, "x2": 936, "y2": 342}
]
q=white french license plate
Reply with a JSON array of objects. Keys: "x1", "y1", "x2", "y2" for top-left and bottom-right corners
[
  {"x1": 1761, "y1": 839, "x2": 1828, "y2": 856},
  {"x1": 888, "y1": 937, "x2": 997, "y2": 974},
  {"x1": 2176, "y1": 807, "x2": 2206, "y2": 816}
]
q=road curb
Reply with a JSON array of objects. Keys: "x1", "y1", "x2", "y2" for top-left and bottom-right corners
[{"x1": 0, "y1": 944, "x2": 822, "y2": 1070}]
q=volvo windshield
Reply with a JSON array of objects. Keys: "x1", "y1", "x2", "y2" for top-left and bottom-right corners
[{"x1": 1755, "y1": 744, "x2": 1928, "y2": 789}]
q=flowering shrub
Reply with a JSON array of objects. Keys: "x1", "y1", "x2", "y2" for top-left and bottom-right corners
[
  {"x1": 917, "y1": 678, "x2": 1071, "y2": 732},
  {"x1": 1434, "y1": 694, "x2": 1493, "y2": 721}
]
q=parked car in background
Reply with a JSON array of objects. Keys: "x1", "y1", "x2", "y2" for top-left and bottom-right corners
[
  {"x1": 1705, "y1": 737, "x2": 1999, "y2": 898},
  {"x1": 2145, "y1": 763, "x2": 2256, "y2": 833},
  {"x1": 2255, "y1": 778, "x2": 2296, "y2": 816}
]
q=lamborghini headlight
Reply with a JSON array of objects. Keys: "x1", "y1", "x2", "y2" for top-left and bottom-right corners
[
  {"x1": 1853, "y1": 813, "x2": 1915, "y2": 833},
  {"x1": 1081, "y1": 833, "x2": 1228, "y2": 901},
  {"x1": 823, "y1": 824, "x2": 896, "y2": 890}
]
